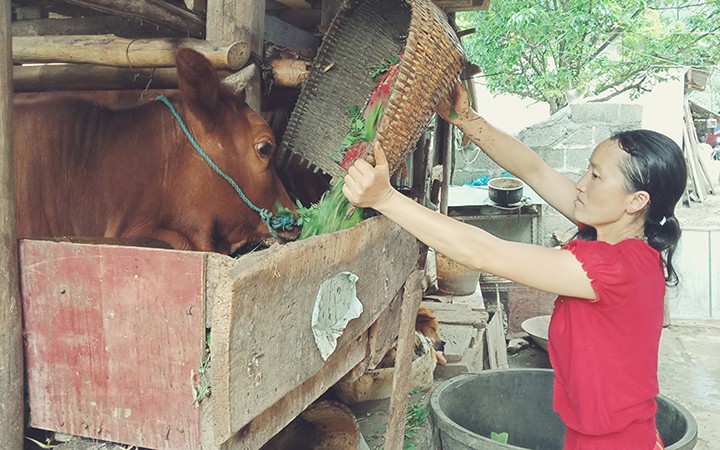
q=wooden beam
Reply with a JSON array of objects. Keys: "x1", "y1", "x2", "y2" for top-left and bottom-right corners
[
  {"x1": 12, "y1": 16, "x2": 184, "y2": 38},
  {"x1": 274, "y1": 0, "x2": 312, "y2": 8},
  {"x1": 0, "y1": 0, "x2": 25, "y2": 447},
  {"x1": 435, "y1": 0, "x2": 491, "y2": 12},
  {"x1": 60, "y1": 0, "x2": 205, "y2": 37},
  {"x1": 12, "y1": 59, "x2": 310, "y2": 92},
  {"x1": 264, "y1": 14, "x2": 320, "y2": 51},
  {"x1": 13, "y1": 35, "x2": 249, "y2": 70},
  {"x1": 206, "y1": 0, "x2": 264, "y2": 111},
  {"x1": 183, "y1": 0, "x2": 207, "y2": 17},
  {"x1": 384, "y1": 271, "x2": 424, "y2": 450},
  {"x1": 13, "y1": 64, "x2": 179, "y2": 92}
]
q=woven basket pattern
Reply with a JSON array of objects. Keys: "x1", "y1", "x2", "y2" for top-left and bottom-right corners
[
  {"x1": 377, "y1": 0, "x2": 466, "y2": 174},
  {"x1": 278, "y1": 0, "x2": 465, "y2": 179}
]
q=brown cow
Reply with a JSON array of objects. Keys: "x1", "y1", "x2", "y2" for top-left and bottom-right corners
[{"x1": 13, "y1": 48, "x2": 298, "y2": 254}]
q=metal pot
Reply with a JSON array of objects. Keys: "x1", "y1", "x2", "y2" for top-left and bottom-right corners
[{"x1": 488, "y1": 177, "x2": 524, "y2": 206}]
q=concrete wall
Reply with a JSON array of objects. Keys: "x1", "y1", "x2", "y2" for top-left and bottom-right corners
[
  {"x1": 666, "y1": 227, "x2": 720, "y2": 320},
  {"x1": 452, "y1": 102, "x2": 643, "y2": 246}
]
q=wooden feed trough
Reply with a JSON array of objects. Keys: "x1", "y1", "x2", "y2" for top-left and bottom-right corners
[{"x1": 20, "y1": 217, "x2": 420, "y2": 449}]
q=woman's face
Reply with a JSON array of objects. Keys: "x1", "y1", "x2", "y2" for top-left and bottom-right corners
[{"x1": 573, "y1": 139, "x2": 638, "y2": 228}]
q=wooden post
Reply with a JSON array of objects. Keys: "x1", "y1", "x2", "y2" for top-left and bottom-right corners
[
  {"x1": 321, "y1": 0, "x2": 343, "y2": 32},
  {"x1": 384, "y1": 270, "x2": 424, "y2": 450},
  {"x1": 0, "y1": 0, "x2": 25, "y2": 447},
  {"x1": 206, "y1": 0, "x2": 265, "y2": 112}
]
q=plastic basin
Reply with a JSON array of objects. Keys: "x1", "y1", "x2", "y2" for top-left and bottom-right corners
[{"x1": 429, "y1": 369, "x2": 697, "y2": 450}]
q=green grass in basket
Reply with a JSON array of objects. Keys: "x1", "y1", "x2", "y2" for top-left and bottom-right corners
[{"x1": 296, "y1": 179, "x2": 364, "y2": 240}]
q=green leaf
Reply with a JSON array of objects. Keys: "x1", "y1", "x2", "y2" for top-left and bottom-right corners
[
  {"x1": 490, "y1": 431, "x2": 509, "y2": 443},
  {"x1": 448, "y1": 108, "x2": 458, "y2": 120}
]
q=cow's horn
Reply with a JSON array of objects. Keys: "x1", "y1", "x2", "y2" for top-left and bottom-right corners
[{"x1": 222, "y1": 64, "x2": 258, "y2": 94}]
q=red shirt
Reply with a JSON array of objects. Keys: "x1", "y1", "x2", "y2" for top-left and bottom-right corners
[{"x1": 549, "y1": 239, "x2": 665, "y2": 448}]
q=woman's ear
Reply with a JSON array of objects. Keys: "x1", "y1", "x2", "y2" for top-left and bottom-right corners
[{"x1": 627, "y1": 190, "x2": 650, "y2": 214}]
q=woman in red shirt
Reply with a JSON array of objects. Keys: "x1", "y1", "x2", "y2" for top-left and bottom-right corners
[{"x1": 342, "y1": 82, "x2": 686, "y2": 450}]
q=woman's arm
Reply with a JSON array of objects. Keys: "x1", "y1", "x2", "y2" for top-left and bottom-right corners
[
  {"x1": 437, "y1": 82, "x2": 578, "y2": 222},
  {"x1": 343, "y1": 144, "x2": 596, "y2": 300}
]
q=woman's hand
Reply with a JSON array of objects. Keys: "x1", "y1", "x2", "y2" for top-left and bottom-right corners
[
  {"x1": 342, "y1": 142, "x2": 395, "y2": 210},
  {"x1": 436, "y1": 80, "x2": 476, "y2": 127}
]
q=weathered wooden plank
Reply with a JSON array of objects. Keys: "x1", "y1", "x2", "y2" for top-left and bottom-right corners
[
  {"x1": 20, "y1": 241, "x2": 207, "y2": 450},
  {"x1": 384, "y1": 270, "x2": 424, "y2": 450},
  {"x1": 366, "y1": 287, "x2": 404, "y2": 370},
  {"x1": 220, "y1": 333, "x2": 369, "y2": 449},
  {"x1": 486, "y1": 308, "x2": 508, "y2": 369},
  {"x1": 0, "y1": 0, "x2": 24, "y2": 446},
  {"x1": 264, "y1": 14, "x2": 320, "y2": 51},
  {"x1": 13, "y1": 35, "x2": 249, "y2": 70},
  {"x1": 207, "y1": 216, "x2": 419, "y2": 444}
]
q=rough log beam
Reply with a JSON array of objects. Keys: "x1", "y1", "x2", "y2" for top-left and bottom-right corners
[
  {"x1": 13, "y1": 35, "x2": 249, "y2": 70},
  {"x1": 59, "y1": 0, "x2": 205, "y2": 37},
  {"x1": 12, "y1": 64, "x2": 178, "y2": 92},
  {"x1": 12, "y1": 16, "x2": 184, "y2": 38},
  {"x1": 13, "y1": 58, "x2": 308, "y2": 92}
]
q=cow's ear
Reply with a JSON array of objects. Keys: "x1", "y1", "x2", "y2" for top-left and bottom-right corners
[{"x1": 175, "y1": 48, "x2": 220, "y2": 128}]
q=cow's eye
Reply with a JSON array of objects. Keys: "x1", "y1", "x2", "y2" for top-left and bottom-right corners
[{"x1": 256, "y1": 141, "x2": 273, "y2": 157}]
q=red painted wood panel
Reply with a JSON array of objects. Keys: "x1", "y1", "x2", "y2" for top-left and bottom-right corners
[{"x1": 20, "y1": 240, "x2": 205, "y2": 449}]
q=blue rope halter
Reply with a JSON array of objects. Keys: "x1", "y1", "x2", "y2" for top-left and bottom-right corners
[{"x1": 155, "y1": 95, "x2": 297, "y2": 240}]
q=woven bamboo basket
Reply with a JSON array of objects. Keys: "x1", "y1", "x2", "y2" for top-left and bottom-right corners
[{"x1": 278, "y1": 0, "x2": 466, "y2": 180}]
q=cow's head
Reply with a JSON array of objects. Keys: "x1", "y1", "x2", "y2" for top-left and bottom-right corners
[{"x1": 172, "y1": 48, "x2": 299, "y2": 254}]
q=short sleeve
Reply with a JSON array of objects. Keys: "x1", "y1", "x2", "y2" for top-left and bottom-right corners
[{"x1": 562, "y1": 240, "x2": 632, "y2": 306}]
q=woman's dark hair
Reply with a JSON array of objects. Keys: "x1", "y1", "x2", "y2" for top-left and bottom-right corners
[{"x1": 576, "y1": 129, "x2": 687, "y2": 285}]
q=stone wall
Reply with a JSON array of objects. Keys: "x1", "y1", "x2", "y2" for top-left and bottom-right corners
[{"x1": 452, "y1": 102, "x2": 643, "y2": 246}]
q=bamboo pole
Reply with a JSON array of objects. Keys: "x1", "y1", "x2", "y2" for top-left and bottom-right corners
[
  {"x1": 0, "y1": 0, "x2": 25, "y2": 447},
  {"x1": 13, "y1": 35, "x2": 249, "y2": 70}
]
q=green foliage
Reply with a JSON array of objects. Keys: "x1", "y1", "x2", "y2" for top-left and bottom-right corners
[
  {"x1": 296, "y1": 179, "x2": 364, "y2": 239},
  {"x1": 340, "y1": 105, "x2": 367, "y2": 153},
  {"x1": 403, "y1": 400, "x2": 429, "y2": 449},
  {"x1": 491, "y1": 431, "x2": 509, "y2": 443},
  {"x1": 459, "y1": 0, "x2": 720, "y2": 113}
]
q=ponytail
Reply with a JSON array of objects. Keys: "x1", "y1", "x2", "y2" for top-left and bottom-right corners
[{"x1": 613, "y1": 130, "x2": 687, "y2": 285}]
